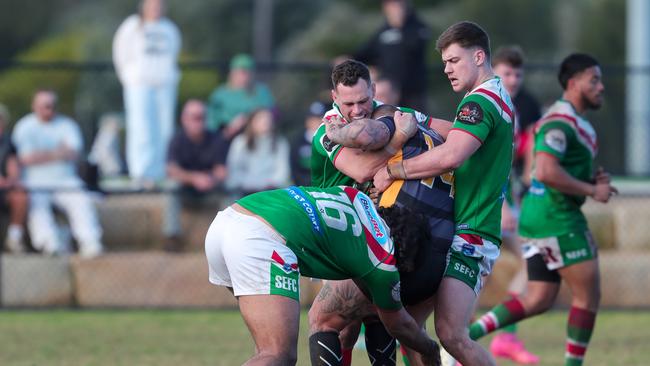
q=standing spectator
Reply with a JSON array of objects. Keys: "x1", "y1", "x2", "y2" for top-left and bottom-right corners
[
  {"x1": 289, "y1": 101, "x2": 326, "y2": 186},
  {"x1": 12, "y1": 90, "x2": 103, "y2": 258},
  {"x1": 0, "y1": 104, "x2": 28, "y2": 253},
  {"x1": 206, "y1": 54, "x2": 275, "y2": 139},
  {"x1": 469, "y1": 53, "x2": 617, "y2": 366},
  {"x1": 113, "y1": 0, "x2": 181, "y2": 185},
  {"x1": 163, "y1": 99, "x2": 228, "y2": 252},
  {"x1": 225, "y1": 108, "x2": 290, "y2": 198},
  {"x1": 354, "y1": 0, "x2": 431, "y2": 112}
]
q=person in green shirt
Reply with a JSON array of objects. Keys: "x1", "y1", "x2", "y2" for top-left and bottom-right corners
[
  {"x1": 206, "y1": 54, "x2": 275, "y2": 139},
  {"x1": 468, "y1": 54, "x2": 617, "y2": 366},
  {"x1": 205, "y1": 186, "x2": 441, "y2": 366},
  {"x1": 374, "y1": 21, "x2": 513, "y2": 366}
]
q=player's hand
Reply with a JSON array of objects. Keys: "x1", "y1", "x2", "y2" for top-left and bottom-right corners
[
  {"x1": 591, "y1": 181, "x2": 618, "y2": 203},
  {"x1": 323, "y1": 115, "x2": 347, "y2": 139},
  {"x1": 594, "y1": 166, "x2": 611, "y2": 184},
  {"x1": 394, "y1": 111, "x2": 417, "y2": 139},
  {"x1": 368, "y1": 187, "x2": 381, "y2": 205},
  {"x1": 373, "y1": 165, "x2": 394, "y2": 192},
  {"x1": 421, "y1": 339, "x2": 441, "y2": 366}
]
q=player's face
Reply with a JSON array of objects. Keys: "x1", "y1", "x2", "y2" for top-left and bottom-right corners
[
  {"x1": 576, "y1": 66, "x2": 605, "y2": 110},
  {"x1": 332, "y1": 79, "x2": 375, "y2": 122},
  {"x1": 441, "y1": 43, "x2": 482, "y2": 93},
  {"x1": 493, "y1": 63, "x2": 524, "y2": 97}
]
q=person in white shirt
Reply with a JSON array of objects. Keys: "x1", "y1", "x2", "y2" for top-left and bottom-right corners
[
  {"x1": 12, "y1": 90, "x2": 103, "y2": 258},
  {"x1": 226, "y1": 108, "x2": 290, "y2": 197},
  {"x1": 113, "y1": 0, "x2": 181, "y2": 184}
]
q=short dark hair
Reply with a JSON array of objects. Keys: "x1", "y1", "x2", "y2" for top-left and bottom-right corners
[
  {"x1": 379, "y1": 205, "x2": 431, "y2": 273},
  {"x1": 331, "y1": 60, "x2": 371, "y2": 89},
  {"x1": 492, "y1": 46, "x2": 524, "y2": 68},
  {"x1": 436, "y1": 21, "x2": 491, "y2": 59},
  {"x1": 558, "y1": 53, "x2": 600, "y2": 90},
  {"x1": 371, "y1": 104, "x2": 399, "y2": 119}
]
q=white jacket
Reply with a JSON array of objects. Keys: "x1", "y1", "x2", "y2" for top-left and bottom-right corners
[{"x1": 112, "y1": 14, "x2": 181, "y2": 87}]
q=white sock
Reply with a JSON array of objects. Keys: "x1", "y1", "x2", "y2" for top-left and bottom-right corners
[{"x1": 7, "y1": 224, "x2": 23, "y2": 241}]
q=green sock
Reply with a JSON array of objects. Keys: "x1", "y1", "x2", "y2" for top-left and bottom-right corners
[
  {"x1": 469, "y1": 297, "x2": 526, "y2": 340},
  {"x1": 565, "y1": 307, "x2": 596, "y2": 366}
]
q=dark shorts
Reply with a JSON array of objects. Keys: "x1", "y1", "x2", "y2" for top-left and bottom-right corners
[
  {"x1": 527, "y1": 254, "x2": 561, "y2": 283},
  {"x1": 399, "y1": 237, "x2": 449, "y2": 306}
]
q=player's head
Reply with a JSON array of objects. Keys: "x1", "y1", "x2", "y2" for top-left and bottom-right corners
[
  {"x1": 32, "y1": 89, "x2": 57, "y2": 122},
  {"x1": 331, "y1": 60, "x2": 375, "y2": 122},
  {"x1": 492, "y1": 45, "x2": 525, "y2": 97},
  {"x1": 379, "y1": 205, "x2": 431, "y2": 273},
  {"x1": 436, "y1": 21, "x2": 491, "y2": 93},
  {"x1": 558, "y1": 53, "x2": 604, "y2": 110},
  {"x1": 371, "y1": 104, "x2": 399, "y2": 120}
]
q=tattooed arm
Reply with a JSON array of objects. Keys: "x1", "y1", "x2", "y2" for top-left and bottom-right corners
[{"x1": 325, "y1": 115, "x2": 391, "y2": 151}]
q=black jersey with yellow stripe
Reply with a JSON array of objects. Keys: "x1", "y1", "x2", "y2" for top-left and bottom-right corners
[{"x1": 379, "y1": 125, "x2": 455, "y2": 255}]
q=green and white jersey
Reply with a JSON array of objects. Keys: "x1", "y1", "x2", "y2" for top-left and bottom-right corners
[
  {"x1": 519, "y1": 99, "x2": 597, "y2": 238},
  {"x1": 310, "y1": 100, "x2": 431, "y2": 188},
  {"x1": 451, "y1": 77, "x2": 514, "y2": 245},
  {"x1": 237, "y1": 185, "x2": 402, "y2": 310}
]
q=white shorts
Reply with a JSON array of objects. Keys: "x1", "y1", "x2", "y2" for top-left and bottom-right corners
[{"x1": 205, "y1": 207, "x2": 301, "y2": 300}]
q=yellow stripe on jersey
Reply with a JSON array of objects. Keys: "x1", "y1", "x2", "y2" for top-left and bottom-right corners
[{"x1": 379, "y1": 152, "x2": 404, "y2": 208}]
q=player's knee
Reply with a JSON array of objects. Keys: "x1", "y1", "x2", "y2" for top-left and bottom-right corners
[{"x1": 435, "y1": 320, "x2": 468, "y2": 353}]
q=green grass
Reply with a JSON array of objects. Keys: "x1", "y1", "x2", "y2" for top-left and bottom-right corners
[{"x1": 0, "y1": 309, "x2": 648, "y2": 365}]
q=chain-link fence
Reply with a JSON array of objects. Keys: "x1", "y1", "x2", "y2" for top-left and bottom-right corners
[{"x1": 0, "y1": 62, "x2": 648, "y2": 309}]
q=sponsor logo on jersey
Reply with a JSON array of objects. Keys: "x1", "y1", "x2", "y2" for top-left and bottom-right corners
[
  {"x1": 457, "y1": 223, "x2": 470, "y2": 230},
  {"x1": 357, "y1": 193, "x2": 387, "y2": 242},
  {"x1": 456, "y1": 101, "x2": 483, "y2": 125},
  {"x1": 285, "y1": 186, "x2": 323, "y2": 235}
]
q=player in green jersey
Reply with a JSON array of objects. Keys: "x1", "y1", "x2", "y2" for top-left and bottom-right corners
[
  {"x1": 205, "y1": 186, "x2": 441, "y2": 366},
  {"x1": 310, "y1": 60, "x2": 453, "y2": 366},
  {"x1": 468, "y1": 54, "x2": 617, "y2": 366},
  {"x1": 374, "y1": 21, "x2": 512, "y2": 366}
]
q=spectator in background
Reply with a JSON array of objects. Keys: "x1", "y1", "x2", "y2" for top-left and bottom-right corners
[
  {"x1": 289, "y1": 101, "x2": 327, "y2": 186},
  {"x1": 354, "y1": 0, "x2": 431, "y2": 112},
  {"x1": 374, "y1": 75, "x2": 401, "y2": 105},
  {"x1": 88, "y1": 113, "x2": 125, "y2": 179},
  {"x1": 113, "y1": 0, "x2": 181, "y2": 186},
  {"x1": 226, "y1": 108, "x2": 290, "y2": 198},
  {"x1": 206, "y1": 54, "x2": 275, "y2": 140},
  {"x1": 493, "y1": 46, "x2": 542, "y2": 186},
  {"x1": 12, "y1": 90, "x2": 103, "y2": 258},
  {"x1": 0, "y1": 104, "x2": 28, "y2": 253},
  {"x1": 485, "y1": 45, "x2": 541, "y2": 365},
  {"x1": 163, "y1": 99, "x2": 228, "y2": 252}
]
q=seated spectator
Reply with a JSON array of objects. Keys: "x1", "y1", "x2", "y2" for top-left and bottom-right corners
[
  {"x1": 289, "y1": 101, "x2": 326, "y2": 186},
  {"x1": 0, "y1": 104, "x2": 28, "y2": 253},
  {"x1": 206, "y1": 54, "x2": 275, "y2": 140},
  {"x1": 225, "y1": 108, "x2": 290, "y2": 198},
  {"x1": 164, "y1": 99, "x2": 228, "y2": 251},
  {"x1": 12, "y1": 90, "x2": 103, "y2": 258}
]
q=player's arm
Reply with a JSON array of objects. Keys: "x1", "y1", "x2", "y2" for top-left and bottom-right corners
[
  {"x1": 325, "y1": 115, "x2": 392, "y2": 151},
  {"x1": 373, "y1": 129, "x2": 481, "y2": 191},
  {"x1": 534, "y1": 152, "x2": 616, "y2": 202},
  {"x1": 427, "y1": 117, "x2": 453, "y2": 140},
  {"x1": 376, "y1": 308, "x2": 440, "y2": 364}
]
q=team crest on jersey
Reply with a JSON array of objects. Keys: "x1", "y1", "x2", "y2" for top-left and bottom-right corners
[
  {"x1": 457, "y1": 101, "x2": 483, "y2": 125},
  {"x1": 322, "y1": 135, "x2": 336, "y2": 152},
  {"x1": 544, "y1": 129, "x2": 567, "y2": 154}
]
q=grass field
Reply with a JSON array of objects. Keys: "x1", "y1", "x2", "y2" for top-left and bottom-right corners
[{"x1": 0, "y1": 309, "x2": 648, "y2": 365}]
